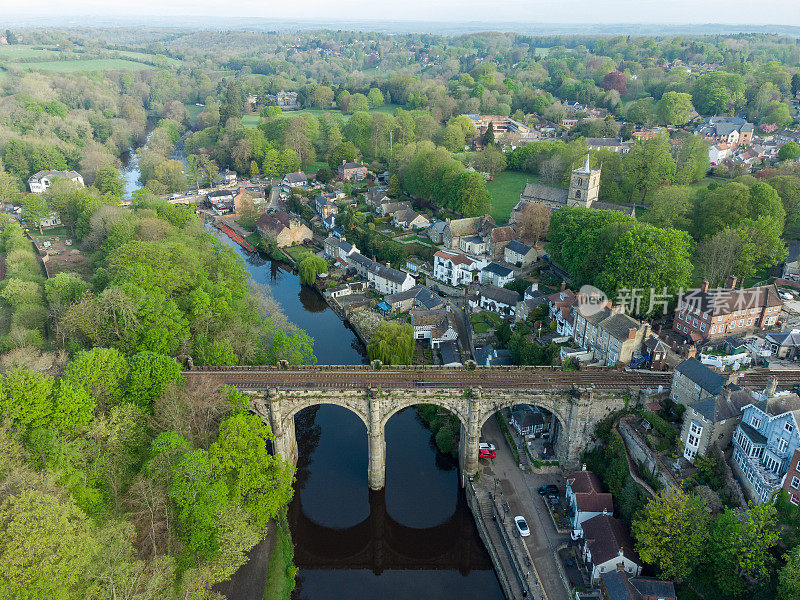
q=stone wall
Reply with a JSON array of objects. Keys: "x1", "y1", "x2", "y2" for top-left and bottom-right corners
[{"x1": 249, "y1": 385, "x2": 630, "y2": 489}]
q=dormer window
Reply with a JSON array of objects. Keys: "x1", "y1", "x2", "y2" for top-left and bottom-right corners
[{"x1": 575, "y1": 189, "x2": 581, "y2": 199}]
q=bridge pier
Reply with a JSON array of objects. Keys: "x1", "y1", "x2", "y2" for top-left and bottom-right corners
[
  {"x1": 267, "y1": 395, "x2": 298, "y2": 467},
  {"x1": 368, "y1": 395, "x2": 386, "y2": 490},
  {"x1": 459, "y1": 391, "x2": 481, "y2": 487}
]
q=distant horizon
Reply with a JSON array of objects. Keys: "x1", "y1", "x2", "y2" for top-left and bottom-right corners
[
  {"x1": 3, "y1": 0, "x2": 800, "y2": 31},
  {"x1": 3, "y1": 15, "x2": 800, "y2": 37}
]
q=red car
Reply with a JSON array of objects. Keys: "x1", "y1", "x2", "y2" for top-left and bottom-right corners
[{"x1": 479, "y1": 448, "x2": 496, "y2": 459}]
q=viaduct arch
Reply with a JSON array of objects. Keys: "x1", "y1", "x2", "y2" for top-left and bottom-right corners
[
  {"x1": 247, "y1": 385, "x2": 627, "y2": 490},
  {"x1": 184, "y1": 365, "x2": 800, "y2": 489}
]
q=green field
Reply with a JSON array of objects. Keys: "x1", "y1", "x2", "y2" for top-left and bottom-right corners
[
  {"x1": 486, "y1": 170, "x2": 537, "y2": 224},
  {"x1": 116, "y1": 50, "x2": 183, "y2": 67},
  {"x1": 10, "y1": 58, "x2": 154, "y2": 73},
  {"x1": 0, "y1": 44, "x2": 61, "y2": 60}
]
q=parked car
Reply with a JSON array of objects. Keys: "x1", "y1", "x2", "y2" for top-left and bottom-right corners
[
  {"x1": 479, "y1": 448, "x2": 496, "y2": 459},
  {"x1": 514, "y1": 516, "x2": 530, "y2": 537},
  {"x1": 538, "y1": 484, "x2": 559, "y2": 496},
  {"x1": 479, "y1": 442, "x2": 496, "y2": 452}
]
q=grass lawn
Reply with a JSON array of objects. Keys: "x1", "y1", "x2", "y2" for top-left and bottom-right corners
[
  {"x1": 486, "y1": 170, "x2": 537, "y2": 224},
  {"x1": 242, "y1": 114, "x2": 260, "y2": 128},
  {"x1": 10, "y1": 58, "x2": 154, "y2": 72},
  {"x1": 184, "y1": 103, "x2": 204, "y2": 124},
  {"x1": 283, "y1": 245, "x2": 311, "y2": 263},
  {"x1": 305, "y1": 162, "x2": 328, "y2": 174}
]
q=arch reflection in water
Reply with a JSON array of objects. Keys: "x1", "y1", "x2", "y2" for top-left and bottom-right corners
[{"x1": 290, "y1": 404, "x2": 504, "y2": 600}]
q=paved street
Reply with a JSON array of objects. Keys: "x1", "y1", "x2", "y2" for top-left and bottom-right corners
[{"x1": 480, "y1": 416, "x2": 571, "y2": 600}]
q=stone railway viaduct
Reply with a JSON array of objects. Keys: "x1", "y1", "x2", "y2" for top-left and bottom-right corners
[{"x1": 183, "y1": 365, "x2": 800, "y2": 490}]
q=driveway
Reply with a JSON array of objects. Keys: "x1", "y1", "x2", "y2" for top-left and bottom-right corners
[{"x1": 480, "y1": 416, "x2": 571, "y2": 600}]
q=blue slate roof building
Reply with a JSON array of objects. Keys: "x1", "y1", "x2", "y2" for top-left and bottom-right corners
[{"x1": 732, "y1": 381, "x2": 800, "y2": 503}]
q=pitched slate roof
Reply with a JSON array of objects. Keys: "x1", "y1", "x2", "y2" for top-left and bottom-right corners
[
  {"x1": 385, "y1": 285, "x2": 442, "y2": 310},
  {"x1": 600, "y1": 312, "x2": 642, "y2": 342},
  {"x1": 490, "y1": 225, "x2": 516, "y2": 243},
  {"x1": 766, "y1": 331, "x2": 800, "y2": 348},
  {"x1": 591, "y1": 201, "x2": 636, "y2": 216},
  {"x1": 602, "y1": 571, "x2": 676, "y2": 600},
  {"x1": 582, "y1": 514, "x2": 639, "y2": 566},
  {"x1": 482, "y1": 262, "x2": 513, "y2": 277},
  {"x1": 283, "y1": 171, "x2": 307, "y2": 184},
  {"x1": 477, "y1": 284, "x2": 520, "y2": 306},
  {"x1": 675, "y1": 358, "x2": 726, "y2": 395},
  {"x1": 446, "y1": 215, "x2": 496, "y2": 237},
  {"x1": 567, "y1": 470, "x2": 614, "y2": 514},
  {"x1": 505, "y1": 240, "x2": 532, "y2": 255},
  {"x1": 690, "y1": 387, "x2": 752, "y2": 422},
  {"x1": 520, "y1": 183, "x2": 569, "y2": 204},
  {"x1": 680, "y1": 283, "x2": 782, "y2": 316}
]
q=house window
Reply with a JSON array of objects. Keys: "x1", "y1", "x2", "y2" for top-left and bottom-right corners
[
  {"x1": 700, "y1": 323, "x2": 706, "y2": 332},
  {"x1": 738, "y1": 319, "x2": 744, "y2": 327},
  {"x1": 792, "y1": 476, "x2": 800, "y2": 489},
  {"x1": 751, "y1": 416, "x2": 761, "y2": 429},
  {"x1": 711, "y1": 325, "x2": 717, "y2": 334},
  {"x1": 575, "y1": 189, "x2": 582, "y2": 199},
  {"x1": 690, "y1": 422, "x2": 703, "y2": 436},
  {"x1": 791, "y1": 494, "x2": 799, "y2": 506},
  {"x1": 786, "y1": 422, "x2": 795, "y2": 433},
  {"x1": 687, "y1": 434, "x2": 699, "y2": 448},
  {"x1": 779, "y1": 438, "x2": 789, "y2": 453}
]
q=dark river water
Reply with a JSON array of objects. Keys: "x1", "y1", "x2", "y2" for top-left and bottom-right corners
[{"x1": 196, "y1": 208, "x2": 504, "y2": 600}]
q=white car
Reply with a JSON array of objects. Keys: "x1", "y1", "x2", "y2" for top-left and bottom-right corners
[
  {"x1": 479, "y1": 442, "x2": 496, "y2": 452},
  {"x1": 514, "y1": 515, "x2": 530, "y2": 537}
]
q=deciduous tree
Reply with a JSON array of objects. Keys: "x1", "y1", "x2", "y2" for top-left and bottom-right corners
[{"x1": 632, "y1": 490, "x2": 709, "y2": 582}]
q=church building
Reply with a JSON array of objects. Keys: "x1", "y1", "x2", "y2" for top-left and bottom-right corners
[{"x1": 510, "y1": 155, "x2": 634, "y2": 224}]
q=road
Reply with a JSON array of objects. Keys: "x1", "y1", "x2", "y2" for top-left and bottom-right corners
[{"x1": 481, "y1": 416, "x2": 571, "y2": 600}]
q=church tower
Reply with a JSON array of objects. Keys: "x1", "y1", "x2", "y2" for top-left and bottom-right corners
[{"x1": 567, "y1": 154, "x2": 601, "y2": 208}]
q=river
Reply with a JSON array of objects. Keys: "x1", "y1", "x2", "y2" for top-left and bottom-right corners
[{"x1": 121, "y1": 148, "x2": 503, "y2": 600}]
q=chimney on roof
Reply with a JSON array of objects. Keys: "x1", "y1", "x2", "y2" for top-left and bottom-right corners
[
  {"x1": 618, "y1": 547, "x2": 624, "y2": 558},
  {"x1": 726, "y1": 275, "x2": 737, "y2": 289},
  {"x1": 581, "y1": 463, "x2": 587, "y2": 471},
  {"x1": 561, "y1": 281, "x2": 567, "y2": 291},
  {"x1": 627, "y1": 327, "x2": 637, "y2": 340},
  {"x1": 766, "y1": 376, "x2": 778, "y2": 397},
  {"x1": 342, "y1": 160, "x2": 346, "y2": 165},
  {"x1": 701, "y1": 279, "x2": 710, "y2": 293}
]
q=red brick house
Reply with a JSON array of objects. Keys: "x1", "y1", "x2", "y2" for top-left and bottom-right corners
[
  {"x1": 782, "y1": 448, "x2": 800, "y2": 506},
  {"x1": 673, "y1": 276, "x2": 782, "y2": 342},
  {"x1": 338, "y1": 161, "x2": 368, "y2": 181}
]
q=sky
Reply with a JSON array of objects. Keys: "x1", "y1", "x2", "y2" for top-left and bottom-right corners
[{"x1": 5, "y1": 0, "x2": 800, "y2": 27}]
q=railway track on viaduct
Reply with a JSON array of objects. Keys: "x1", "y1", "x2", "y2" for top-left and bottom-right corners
[{"x1": 182, "y1": 366, "x2": 800, "y2": 392}]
